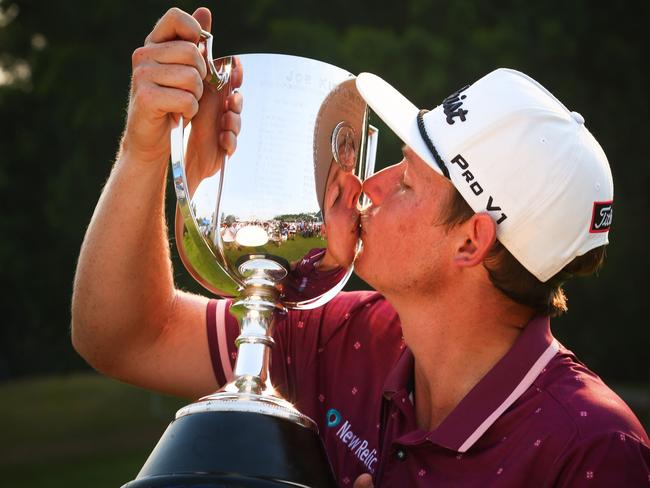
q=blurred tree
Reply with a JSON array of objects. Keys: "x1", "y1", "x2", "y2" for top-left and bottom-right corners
[{"x1": 0, "y1": 0, "x2": 647, "y2": 385}]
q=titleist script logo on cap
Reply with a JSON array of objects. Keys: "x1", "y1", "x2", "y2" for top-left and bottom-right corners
[
  {"x1": 443, "y1": 85, "x2": 470, "y2": 125},
  {"x1": 590, "y1": 201, "x2": 613, "y2": 233}
]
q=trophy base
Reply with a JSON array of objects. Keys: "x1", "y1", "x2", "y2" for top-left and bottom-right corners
[
  {"x1": 122, "y1": 410, "x2": 337, "y2": 488},
  {"x1": 177, "y1": 392, "x2": 317, "y2": 431},
  {"x1": 122, "y1": 474, "x2": 308, "y2": 487}
]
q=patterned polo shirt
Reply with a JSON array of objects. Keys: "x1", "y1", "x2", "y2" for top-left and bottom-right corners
[
  {"x1": 283, "y1": 248, "x2": 347, "y2": 303},
  {"x1": 206, "y1": 291, "x2": 650, "y2": 487}
]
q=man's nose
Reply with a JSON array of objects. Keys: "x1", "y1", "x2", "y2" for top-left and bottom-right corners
[
  {"x1": 340, "y1": 172, "x2": 362, "y2": 209},
  {"x1": 361, "y1": 164, "x2": 399, "y2": 206}
]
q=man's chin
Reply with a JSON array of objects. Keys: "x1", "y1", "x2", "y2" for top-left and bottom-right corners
[{"x1": 352, "y1": 245, "x2": 369, "y2": 280}]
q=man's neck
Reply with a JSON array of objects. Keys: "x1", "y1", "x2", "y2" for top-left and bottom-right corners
[{"x1": 387, "y1": 283, "x2": 533, "y2": 432}]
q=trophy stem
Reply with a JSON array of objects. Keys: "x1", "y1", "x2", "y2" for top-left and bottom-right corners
[
  {"x1": 176, "y1": 259, "x2": 316, "y2": 430},
  {"x1": 228, "y1": 285, "x2": 279, "y2": 397}
]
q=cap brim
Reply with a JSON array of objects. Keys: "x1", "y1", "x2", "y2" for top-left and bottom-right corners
[{"x1": 355, "y1": 73, "x2": 442, "y2": 176}]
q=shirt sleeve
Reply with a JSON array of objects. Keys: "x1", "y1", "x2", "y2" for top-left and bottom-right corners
[
  {"x1": 553, "y1": 432, "x2": 650, "y2": 487},
  {"x1": 205, "y1": 298, "x2": 239, "y2": 387}
]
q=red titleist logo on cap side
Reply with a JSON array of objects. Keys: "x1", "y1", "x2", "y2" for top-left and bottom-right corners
[{"x1": 590, "y1": 201, "x2": 613, "y2": 233}]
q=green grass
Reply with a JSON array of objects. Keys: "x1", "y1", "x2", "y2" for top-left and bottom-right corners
[
  {"x1": 1, "y1": 373, "x2": 646, "y2": 487},
  {"x1": 0, "y1": 373, "x2": 186, "y2": 487},
  {"x1": 181, "y1": 228, "x2": 239, "y2": 296},
  {"x1": 182, "y1": 229, "x2": 328, "y2": 296},
  {"x1": 222, "y1": 235, "x2": 327, "y2": 266}
]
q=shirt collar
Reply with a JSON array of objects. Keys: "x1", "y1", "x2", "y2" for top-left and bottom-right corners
[
  {"x1": 382, "y1": 315, "x2": 559, "y2": 453},
  {"x1": 382, "y1": 345, "x2": 414, "y2": 399}
]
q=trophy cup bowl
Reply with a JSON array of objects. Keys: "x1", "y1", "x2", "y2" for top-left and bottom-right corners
[{"x1": 123, "y1": 34, "x2": 377, "y2": 488}]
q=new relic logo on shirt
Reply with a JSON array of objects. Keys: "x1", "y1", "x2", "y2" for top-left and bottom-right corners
[{"x1": 327, "y1": 408, "x2": 379, "y2": 473}]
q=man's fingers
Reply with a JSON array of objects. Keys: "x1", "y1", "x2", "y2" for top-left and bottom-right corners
[
  {"x1": 221, "y1": 110, "x2": 241, "y2": 136},
  {"x1": 225, "y1": 91, "x2": 243, "y2": 115},
  {"x1": 192, "y1": 7, "x2": 212, "y2": 32},
  {"x1": 230, "y1": 56, "x2": 244, "y2": 89},
  {"x1": 226, "y1": 91, "x2": 243, "y2": 116},
  {"x1": 352, "y1": 474, "x2": 374, "y2": 488},
  {"x1": 146, "y1": 64, "x2": 204, "y2": 101},
  {"x1": 219, "y1": 131, "x2": 237, "y2": 156},
  {"x1": 191, "y1": 7, "x2": 213, "y2": 83},
  {"x1": 146, "y1": 7, "x2": 202, "y2": 45},
  {"x1": 133, "y1": 83, "x2": 199, "y2": 121},
  {"x1": 155, "y1": 86, "x2": 199, "y2": 120},
  {"x1": 133, "y1": 41, "x2": 207, "y2": 80}
]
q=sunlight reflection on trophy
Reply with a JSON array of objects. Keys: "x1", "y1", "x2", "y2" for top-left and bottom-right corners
[{"x1": 123, "y1": 33, "x2": 377, "y2": 488}]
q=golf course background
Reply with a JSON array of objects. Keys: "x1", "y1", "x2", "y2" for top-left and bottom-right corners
[{"x1": 1, "y1": 374, "x2": 185, "y2": 486}]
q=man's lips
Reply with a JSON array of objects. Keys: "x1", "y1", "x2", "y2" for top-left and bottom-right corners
[
  {"x1": 359, "y1": 212, "x2": 370, "y2": 236},
  {"x1": 351, "y1": 213, "x2": 361, "y2": 237},
  {"x1": 357, "y1": 201, "x2": 375, "y2": 237}
]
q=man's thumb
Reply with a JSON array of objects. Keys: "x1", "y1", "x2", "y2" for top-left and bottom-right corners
[
  {"x1": 353, "y1": 473, "x2": 374, "y2": 488},
  {"x1": 192, "y1": 7, "x2": 212, "y2": 32}
]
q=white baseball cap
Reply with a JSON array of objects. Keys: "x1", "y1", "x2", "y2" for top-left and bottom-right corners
[{"x1": 356, "y1": 68, "x2": 613, "y2": 283}]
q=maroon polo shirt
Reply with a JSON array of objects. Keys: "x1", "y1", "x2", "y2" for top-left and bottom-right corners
[
  {"x1": 207, "y1": 291, "x2": 650, "y2": 487},
  {"x1": 283, "y1": 248, "x2": 347, "y2": 303}
]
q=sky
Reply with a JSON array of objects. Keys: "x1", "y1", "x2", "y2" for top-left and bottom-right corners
[{"x1": 189, "y1": 53, "x2": 356, "y2": 222}]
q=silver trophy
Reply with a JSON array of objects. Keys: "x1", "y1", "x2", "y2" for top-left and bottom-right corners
[{"x1": 124, "y1": 32, "x2": 377, "y2": 488}]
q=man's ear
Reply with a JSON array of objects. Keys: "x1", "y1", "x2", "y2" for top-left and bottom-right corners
[{"x1": 453, "y1": 213, "x2": 497, "y2": 267}]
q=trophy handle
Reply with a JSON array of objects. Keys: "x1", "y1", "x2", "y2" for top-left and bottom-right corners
[
  {"x1": 200, "y1": 30, "x2": 231, "y2": 90},
  {"x1": 169, "y1": 32, "x2": 240, "y2": 298}
]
